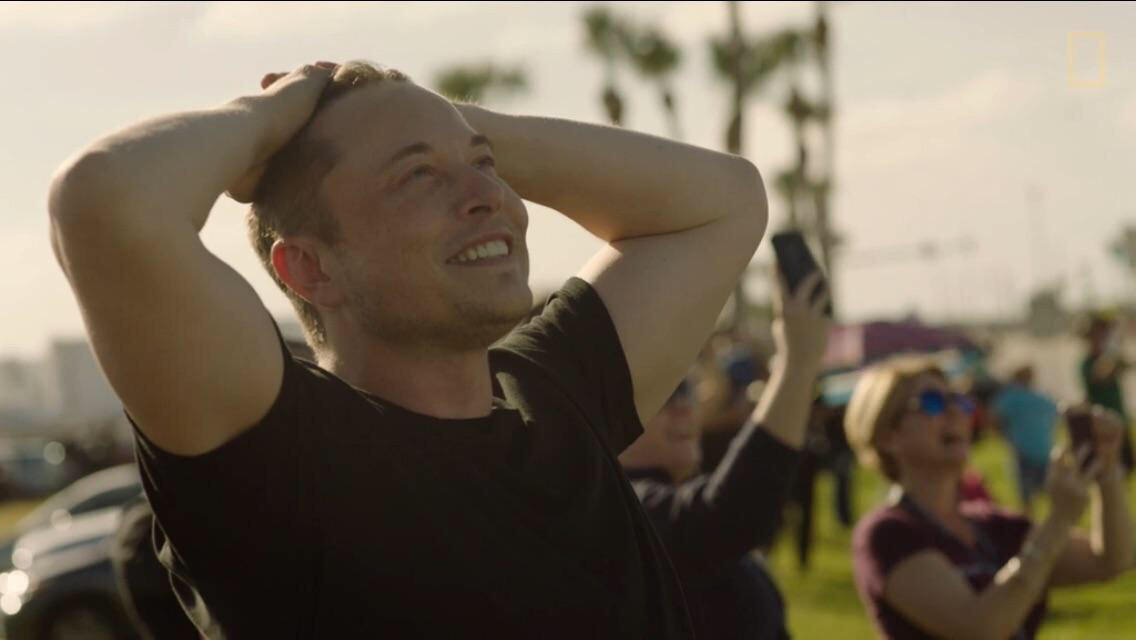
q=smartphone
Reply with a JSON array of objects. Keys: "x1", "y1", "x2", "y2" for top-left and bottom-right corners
[
  {"x1": 1066, "y1": 408, "x2": 1096, "y2": 471},
  {"x1": 771, "y1": 230, "x2": 832, "y2": 316}
]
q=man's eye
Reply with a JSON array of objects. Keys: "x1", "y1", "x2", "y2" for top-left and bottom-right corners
[
  {"x1": 475, "y1": 156, "x2": 497, "y2": 170},
  {"x1": 409, "y1": 166, "x2": 435, "y2": 180}
]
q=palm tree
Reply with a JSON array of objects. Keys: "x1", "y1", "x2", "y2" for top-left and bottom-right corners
[
  {"x1": 621, "y1": 25, "x2": 684, "y2": 140},
  {"x1": 583, "y1": 7, "x2": 627, "y2": 126},
  {"x1": 811, "y1": 1, "x2": 839, "y2": 315},
  {"x1": 434, "y1": 63, "x2": 528, "y2": 104},
  {"x1": 709, "y1": 2, "x2": 799, "y2": 327}
]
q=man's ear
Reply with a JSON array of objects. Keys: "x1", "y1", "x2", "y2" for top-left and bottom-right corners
[{"x1": 270, "y1": 238, "x2": 346, "y2": 309}]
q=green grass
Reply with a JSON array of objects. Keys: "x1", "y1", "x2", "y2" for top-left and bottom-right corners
[
  {"x1": 0, "y1": 501, "x2": 39, "y2": 537},
  {"x1": 766, "y1": 437, "x2": 1136, "y2": 640}
]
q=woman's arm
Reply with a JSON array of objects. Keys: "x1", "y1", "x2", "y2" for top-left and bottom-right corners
[
  {"x1": 882, "y1": 447, "x2": 1097, "y2": 640},
  {"x1": 883, "y1": 514, "x2": 1074, "y2": 640},
  {"x1": 1051, "y1": 408, "x2": 1134, "y2": 586}
]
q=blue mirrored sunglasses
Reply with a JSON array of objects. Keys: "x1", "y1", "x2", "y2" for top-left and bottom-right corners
[{"x1": 912, "y1": 390, "x2": 975, "y2": 417}]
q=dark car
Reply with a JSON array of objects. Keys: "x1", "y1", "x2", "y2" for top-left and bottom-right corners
[
  {"x1": 0, "y1": 466, "x2": 145, "y2": 640},
  {"x1": 0, "y1": 465, "x2": 142, "y2": 574},
  {"x1": 0, "y1": 506, "x2": 135, "y2": 640}
]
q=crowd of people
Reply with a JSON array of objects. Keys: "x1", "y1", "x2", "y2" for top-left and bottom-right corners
[{"x1": 44, "y1": 59, "x2": 1134, "y2": 639}]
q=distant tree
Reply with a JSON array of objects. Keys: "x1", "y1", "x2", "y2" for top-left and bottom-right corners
[
  {"x1": 1110, "y1": 225, "x2": 1136, "y2": 276},
  {"x1": 434, "y1": 63, "x2": 528, "y2": 103},
  {"x1": 709, "y1": 3, "x2": 802, "y2": 326},
  {"x1": 583, "y1": 6, "x2": 627, "y2": 126},
  {"x1": 621, "y1": 25, "x2": 684, "y2": 139}
]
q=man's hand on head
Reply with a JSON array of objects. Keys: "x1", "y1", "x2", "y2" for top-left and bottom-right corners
[{"x1": 226, "y1": 61, "x2": 339, "y2": 203}]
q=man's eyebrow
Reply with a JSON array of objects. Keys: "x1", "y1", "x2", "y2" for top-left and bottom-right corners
[
  {"x1": 383, "y1": 142, "x2": 432, "y2": 170},
  {"x1": 382, "y1": 135, "x2": 492, "y2": 171},
  {"x1": 471, "y1": 134, "x2": 494, "y2": 151}
]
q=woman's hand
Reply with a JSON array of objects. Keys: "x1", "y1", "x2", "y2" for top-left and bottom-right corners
[
  {"x1": 1047, "y1": 444, "x2": 1101, "y2": 528},
  {"x1": 1087, "y1": 406, "x2": 1126, "y2": 480}
]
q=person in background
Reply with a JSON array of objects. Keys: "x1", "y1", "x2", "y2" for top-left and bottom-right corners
[
  {"x1": 1081, "y1": 313, "x2": 1133, "y2": 472},
  {"x1": 620, "y1": 270, "x2": 831, "y2": 639},
  {"x1": 846, "y1": 356, "x2": 1133, "y2": 640},
  {"x1": 990, "y1": 365, "x2": 1058, "y2": 513}
]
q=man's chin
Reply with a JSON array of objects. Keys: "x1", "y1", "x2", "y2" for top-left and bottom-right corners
[{"x1": 448, "y1": 295, "x2": 532, "y2": 348}]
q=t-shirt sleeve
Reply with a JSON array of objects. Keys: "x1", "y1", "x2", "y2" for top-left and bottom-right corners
[
  {"x1": 130, "y1": 329, "x2": 320, "y2": 631},
  {"x1": 853, "y1": 510, "x2": 935, "y2": 599},
  {"x1": 499, "y1": 277, "x2": 643, "y2": 453}
]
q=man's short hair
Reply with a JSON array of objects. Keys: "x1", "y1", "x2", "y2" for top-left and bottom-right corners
[{"x1": 248, "y1": 61, "x2": 409, "y2": 352}]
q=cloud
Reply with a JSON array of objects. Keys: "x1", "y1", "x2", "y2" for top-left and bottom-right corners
[
  {"x1": 0, "y1": 1, "x2": 141, "y2": 33},
  {"x1": 192, "y1": 1, "x2": 485, "y2": 40},
  {"x1": 842, "y1": 70, "x2": 1039, "y2": 170},
  {"x1": 1120, "y1": 92, "x2": 1136, "y2": 133}
]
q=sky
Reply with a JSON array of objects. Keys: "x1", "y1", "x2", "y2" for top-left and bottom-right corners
[{"x1": 2, "y1": 1, "x2": 1134, "y2": 360}]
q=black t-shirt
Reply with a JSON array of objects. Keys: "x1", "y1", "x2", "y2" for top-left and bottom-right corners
[
  {"x1": 133, "y1": 278, "x2": 694, "y2": 639},
  {"x1": 627, "y1": 425, "x2": 799, "y2": 640}
]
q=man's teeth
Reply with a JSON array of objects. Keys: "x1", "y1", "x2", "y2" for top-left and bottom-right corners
[{"x1": 453, "y1": 239, "x2": 510, "y2": 263}]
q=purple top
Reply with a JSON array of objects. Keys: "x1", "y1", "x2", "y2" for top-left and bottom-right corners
[{"x1": 852, "y1": 499, "x2": 1046, "y2": 639}]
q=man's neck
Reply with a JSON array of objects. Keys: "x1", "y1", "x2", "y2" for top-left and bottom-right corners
[{"x1": 322, "y1": 337, "x2": 494, "y2": 420}]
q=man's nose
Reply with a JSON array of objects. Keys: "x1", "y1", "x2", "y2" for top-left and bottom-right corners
[{"x1": 459, "y1": 168, "x2": 504, "y2": 217}]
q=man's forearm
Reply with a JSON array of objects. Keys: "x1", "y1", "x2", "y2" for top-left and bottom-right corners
[
  {"x1": 457, "y1": 104, "x2": 764, "y2": 241},
  {"x1": 50, "y1": 100, "x2": 269, "y2": 233}
]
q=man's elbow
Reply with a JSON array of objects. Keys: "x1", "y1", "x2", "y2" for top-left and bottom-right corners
[
  {"x1": 48, "y1": 149, "x2": 123, "y2": 229},
  {"x1": 727, "y1": 157, "x2": 769, "y2": 245}
]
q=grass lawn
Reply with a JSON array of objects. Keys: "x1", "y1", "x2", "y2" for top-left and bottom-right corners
[
  {"x1": 0, "y1": 500, "x2": 39, "y2": 537},
  {"x1": 766, "y1": 436, "x2": 1136, "y2": 640}
]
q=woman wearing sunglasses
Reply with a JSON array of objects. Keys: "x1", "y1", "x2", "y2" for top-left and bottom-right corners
[{"x1": 845, "y1": 357, "x2": 1133, "y2": 640}]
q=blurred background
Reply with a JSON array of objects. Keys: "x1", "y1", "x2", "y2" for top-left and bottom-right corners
[{"x1": 0, "y1": 2, "x2": 1134, "y2": 638}]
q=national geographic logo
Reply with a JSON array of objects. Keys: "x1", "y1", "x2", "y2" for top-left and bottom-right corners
[{"x1": 1067, "y1": 32, "x2": 1108, "y2": 89}]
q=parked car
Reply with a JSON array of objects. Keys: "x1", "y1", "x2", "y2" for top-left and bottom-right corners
[
  {"x1": 0, "y1": 439, "x2": 84, "y2": 500},
  {"x1": 0, "y1": 465, "x2": 141, "y2": 573},
  {"x1": 0, "y1": 506, "x2": 136, "y2": 639},
  {"x1": 0, "y1": 465, "x2": 144, "y2": 639}
]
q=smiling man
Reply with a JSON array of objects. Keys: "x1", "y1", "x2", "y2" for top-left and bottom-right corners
[{"x1": 48, "y1": 61, "x2": 768, "y2": 638}]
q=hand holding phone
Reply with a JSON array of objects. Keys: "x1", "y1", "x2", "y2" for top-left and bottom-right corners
[{"x1": 771, "y1": 231, "x2": 832, "y2": 317}]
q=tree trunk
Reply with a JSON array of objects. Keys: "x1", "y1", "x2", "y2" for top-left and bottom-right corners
[
  {"x1": 814, "y1": 0, "x2": 838, "y2": 317},
  {"x1": 726, "y1": 0, "x2": 748, "y2": 332}
]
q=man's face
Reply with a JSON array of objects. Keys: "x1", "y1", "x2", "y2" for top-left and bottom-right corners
[{"x1": 313, "y1": 82, "x2": 531, "y2": 350}]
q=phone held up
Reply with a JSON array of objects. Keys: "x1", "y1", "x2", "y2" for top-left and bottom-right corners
[{"x1": 771, "y1": 230, "x2": 833, "y2": 317}]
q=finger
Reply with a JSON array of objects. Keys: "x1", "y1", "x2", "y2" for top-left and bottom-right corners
[
  {"x1": 261, "y1": 72, "x2": 286, "y2": 90},
  {"x1": 1091, "y1": 405, "x2": 1123, "y2": 434},
  {"x1": 1051, "y1": 443, "x2": 1070, "y2": 463},
  {"x1": 1074, "y1": 444, "x2": 1093, "y2": 468},
  {"x1": 314, "y1": 61, "x2": 338, "y2": 70},
  {"x1": 771, "y1": 268, "x2": 788, "y2": 313},
  {"x1": 1080, "y1": 456, "x2": 1105, "y2": 483},
  {"x1": 809, "y1": 287, "x2": 832, "y2": 316},
  {"x1": 795, "y1": 271, "x2": 825, "y2": 305}
]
